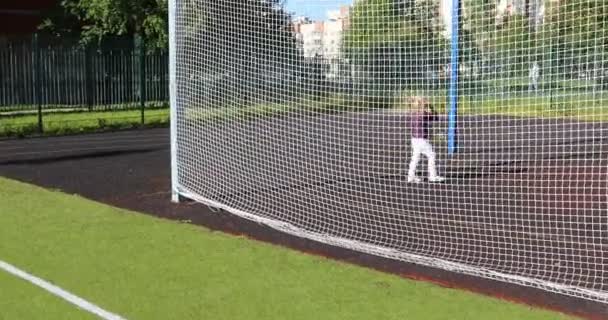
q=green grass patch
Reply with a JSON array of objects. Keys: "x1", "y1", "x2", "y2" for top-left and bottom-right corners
[
  {"x1": 0, "y1": 177, "x2": 575, "y2": 320},
  {"x1": 393, "y1": 91, "x2": 608, "y2": 122},
  {"x1": 0, "y1": 108, "x2": 169, "y2": 138},
  {"x1": 5, "y1": 91, "x2": 605, "y2": 139},
  {"x1": 184, "y1": 93, "x2": 396, "y2": 124},
  {"x1": 187, "y1": 92, "x2": 608, "y2": 125}
]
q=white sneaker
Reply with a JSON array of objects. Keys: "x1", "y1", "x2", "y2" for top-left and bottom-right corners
[
  {"x1": 407, "y1": 177, "x2": 422, "y2": 183},
  {"x1": 429, "y1": 176, "x2": 446, "y2": 183}
]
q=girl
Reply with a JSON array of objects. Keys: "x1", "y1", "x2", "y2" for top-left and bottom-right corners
[{"x1": 407, "y1": 96, "x2": 445, "y2": 183}]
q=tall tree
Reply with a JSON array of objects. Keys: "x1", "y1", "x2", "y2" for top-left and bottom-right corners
[
  {"x1": 543, "y1": 0, "x2": 608, "y2": 80},
  {"x1": 343, "y1": 0, "x2": 449, "y2": 104},
  {"x1": 181, "y1": 0, "x2": 300, "y2": 107},
  {"x1": 41, "y1": 0, "x2": 169, "y2": 49}
]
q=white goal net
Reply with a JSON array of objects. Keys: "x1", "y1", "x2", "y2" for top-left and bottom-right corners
[{"x1": 169, "y1": 0, "x2": 608, "y2": 303}]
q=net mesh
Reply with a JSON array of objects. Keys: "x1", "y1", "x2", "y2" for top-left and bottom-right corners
[{"x1": 171, "y1": 0, "x2": 608, "y2": 302}]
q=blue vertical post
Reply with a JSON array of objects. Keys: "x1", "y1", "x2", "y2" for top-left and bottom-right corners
[{"x1": 447, "y1": 0, "x2": 460, "y2": 155}]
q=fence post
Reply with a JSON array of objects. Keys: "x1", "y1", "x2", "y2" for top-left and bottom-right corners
[
  {"x1": 85, "y1": 45, "x2": 94, "y2": 111},
  {"x1": 136, "y1": 35, "x2": 146, "y2": 125},
  {"x1": 32, "y1": 33, "x2": 43, "y2": 134}
]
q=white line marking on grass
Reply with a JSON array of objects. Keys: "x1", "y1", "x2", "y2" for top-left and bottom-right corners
[{"x1": 0, "y1": 260, "x2": 127, "y2": 320}]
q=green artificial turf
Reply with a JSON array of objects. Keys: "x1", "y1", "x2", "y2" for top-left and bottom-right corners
[
  {"x1": 0, "y1": 270, "x2": 96, "y2": 320},
  {"x1": 0, "y1": 177, "x2": 576, "y2": 320}
]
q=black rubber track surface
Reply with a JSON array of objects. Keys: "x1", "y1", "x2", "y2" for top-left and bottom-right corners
[{"x1": 0, "y1": 122, "x2": 606, "y2": 320}]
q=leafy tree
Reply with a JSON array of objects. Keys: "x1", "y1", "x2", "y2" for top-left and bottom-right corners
[
  {"x1": 343, "y1": 0, "x2": 449, "y2": 105},
  {"x1": 181, "y1": 0, "x2": 300, "y2": 107},
  {"x1": 543, "y1": 0, "x2": 608, "y2": 80},
  {"x1": 41, "y1": 0, "x2": 300, "y2": 105},
  {"x1": 463, "y1": 0, "x2": 536, "y2": 82},
  {"x1": 464, "y1": 0, "x2": 608, "y2": 88},
  {"x1": 41, "y1": 0, "x2": 169, "y2": 49},
  {"x1": 462, "y1": 0, "x2": 495, "y2": 70}
]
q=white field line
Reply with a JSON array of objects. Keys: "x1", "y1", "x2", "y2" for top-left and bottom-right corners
[{"x1": 0, "y1": 260, "x2": 127, "y2": 320}]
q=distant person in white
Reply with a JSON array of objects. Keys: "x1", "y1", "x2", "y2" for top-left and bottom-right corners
[
  {"x1": 406, "y1": 96, "x2": 445, "y2": 183},
  {"x1": 529, "y1": 62, "x2": 540, "y2": 91}
]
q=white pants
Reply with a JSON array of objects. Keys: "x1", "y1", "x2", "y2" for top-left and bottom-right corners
[{"x1": 407, "y1": 138, "x2": 439, "y2": 179}]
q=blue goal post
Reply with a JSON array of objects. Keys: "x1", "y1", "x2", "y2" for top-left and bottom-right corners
[{"x1": 448, "y1": 0, "x2": 460, "y2": 155}]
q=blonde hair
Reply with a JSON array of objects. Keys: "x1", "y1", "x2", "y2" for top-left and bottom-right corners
[{"x1": 408, "y1": 96, "x2": 431, "y2": 112}]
